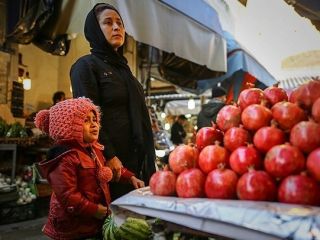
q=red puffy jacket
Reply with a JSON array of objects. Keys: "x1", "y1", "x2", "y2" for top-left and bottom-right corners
[{"x1": 38, "y1": 142, "x2": 133, "y2": 240}]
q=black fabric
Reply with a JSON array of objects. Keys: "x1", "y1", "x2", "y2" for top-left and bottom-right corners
[
  {"x1": 70, "y1": 5, "x2": 155, "y2": 199},
  {"x1": 197, "y1": 100, "x2": 225, "y2": 130},
  {"x1": 170, "y1": 122, "x2": 186, "y2": 145},
  {"x1": 46, "y1": 144, "x2": 71, "y2": 161}
]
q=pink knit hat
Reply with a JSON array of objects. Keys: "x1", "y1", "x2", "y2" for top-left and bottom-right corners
[{"x1": 34, "y1": 97, "x2": 101, "y2": 143}]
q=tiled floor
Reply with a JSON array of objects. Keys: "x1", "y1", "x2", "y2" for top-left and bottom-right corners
[{"x1": 0, "y1": 217, "x2": 49, "y2": 240}]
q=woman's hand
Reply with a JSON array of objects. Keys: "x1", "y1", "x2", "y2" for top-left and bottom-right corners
[
  {"x1": 94, "y1": 204, "x2": 108, "y2": 220},
  {"x1": 130, "y1": 176, "x2": 145, "y2": 189},
  {"x1": 106, "y1": 156, "x2": 123, "y2": 181}
]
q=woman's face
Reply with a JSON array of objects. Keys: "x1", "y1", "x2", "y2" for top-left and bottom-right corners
[
  {"x1": 83, "y1": 111, "x2": 99, "y2": 143},
  {"x1": 97, "y1": 9, "x2": 125, "y2": 50}
]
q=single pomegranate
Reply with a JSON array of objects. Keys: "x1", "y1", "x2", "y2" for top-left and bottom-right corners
[
  {"x1": 241, "y1": 104, "x2": 272, "y2": 131},
  {"x1": 312, "y1": 97, "x2": 320, "y2": 123},
  {"x1": 264, "y1": 86, "x2": 288, "y2": 106},
  {"x1": 289, "y1": 79, "x2": 320, "y2": 110},
  {"x1": 205, "y1": 167, "x2": 238, "y2": 199},
  {"x1": 253, "y1": 125, "x2": 286, "y2": 153},
  {"x1": 271, "y1": 101, "x2": 306, "y2": 130},
  {"x1": 278, "y1": 175, "x2": 320, "y2": 206},
  {"x1": 149, "y1": 170, "x2": 176, "y2": 196},
  {"x1": 264, "y1": 144, "x2": 305, "y2": 179},
  {"x1": 229, "y1": 145, "x2": 262, "y2": 175},
  {"x1": 176, "y1": 168, "x2": 205, "y2": 198},
  {"x1": 196, "y1": 123, "x2": 223, "y2": 152},
  {"x1": 306, "y1": 148, "x2": 320, "y2": 181},
  {"x1": 224, "y1": 126, "x2": 251, "y2": 152},
  {"x1": 216, "y1": 105, "x2": 242, "y2": 132},
  {"x1": 198, "y1": 142, "x2": 229, "y2": 174},
  {"x1": 237, "y1": 170, "x2": 277, "y2": 201},
  {"x1": 238, "y1": 88, "x2": 266, "y2": 110},
  {"x1": 290, "y1": 121, "x2": 320, "y2": 153},
  {"x1": 168, "y1": 144, "x2": 198, "y2": 174}
]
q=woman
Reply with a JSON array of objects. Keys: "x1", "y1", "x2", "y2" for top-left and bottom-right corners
[{"x1": 70, "y1": 3, "x2": 156, "y2": 200}]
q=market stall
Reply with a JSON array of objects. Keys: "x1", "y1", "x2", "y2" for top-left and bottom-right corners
[{"x1": 111, "y1": 187, "x2": 320, "y2": 240}]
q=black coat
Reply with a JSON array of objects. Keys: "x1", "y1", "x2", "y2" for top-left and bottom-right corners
[
  {"x1": 171, "y1": 122, "x2": 186, "y2": 145},
  {"x1": 70, "y1": 5, "x2": 155, "y2": 200},
  {"x1": 197, "y1": 99, "x2": 225, "y2": 129}
]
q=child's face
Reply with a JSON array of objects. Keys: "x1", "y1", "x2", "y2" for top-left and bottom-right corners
[{"x1": 83, "y1": 111, "x2": 99, "y2": 143}]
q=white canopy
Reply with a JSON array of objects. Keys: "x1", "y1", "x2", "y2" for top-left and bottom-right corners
[
  {"x1": 164, "y1": 99, "x2": 205, "y2": 115},
  {"x1": 66, "y1": 0, "x2": 227, "y2": 72}
]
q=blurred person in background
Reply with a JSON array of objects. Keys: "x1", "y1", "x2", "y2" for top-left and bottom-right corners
[
  {"x1": 197, "y1": 86, "x2": 227, "y2": 130},
  {"x1": 171, "y1": 115, "x2": 187, "y2": 145}
]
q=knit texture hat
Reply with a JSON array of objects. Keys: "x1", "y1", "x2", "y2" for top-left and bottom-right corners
[{"x1": 34, "y1": 97, "x2": 101, "y2": 143}]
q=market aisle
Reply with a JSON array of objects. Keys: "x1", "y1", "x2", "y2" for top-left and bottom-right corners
[{"x1": 0, "y1": 217, "x2": 49, "y2": 240}]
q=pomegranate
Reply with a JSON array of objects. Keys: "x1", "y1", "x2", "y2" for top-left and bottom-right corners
[
  {"x1": 290, "y1": 121, "x2": 320, "y2": 153},
  {"x1": 253, "y1": 125, "x2": 286, "y2": 153},
  {"x1": 216, "y1": 105, "x2": 241, "y2": 132},
  {"x1": 205, "y1": 167, "x2": 238, "y2": 199},
  {"x1": 278, "y1": 175, "x2": 320, "y2": 206},
  {"x1": 312, "y1": 97, "x2": 320, "y2": 123},
  {"x1": 229, "y1": 145, "x2": 262, "y2": 175},
  {"x1": 264, "y1": 144, "x2": 305, "y2": 179},
  {"x1": 198, "y1": 142, "x2": 229, "y2": 174},
  {"x1": 271, "y1": 101, "x2": 306, "y2": 130},
  {"x1": 263, "y1": 86, "x2": 288, "y2": 106},
  {"x1": 289, "y1": 79, "x2": 320, "y2": 110},
  {"x1": 238, "y1": 88, "x2": 266, "y2": 110},
  {"x1": 306, "y1": 148, "x2": 320, "y2": 181},
  {"x1": 149, "y1": 170, "x2": 176, "y2": 196},
  {"x1": 241, "y1": 104, "x2": 272, "y2": 131},
  {"x1": 168, "y1": 145, "x2": 198, "y2": 174},
  {"x1": 237, "y1": 170, "x2": 277, "y2": 201},
  {"x1": 176, "y1": 168, "x2": 205, "y2": 198},
  {"x1": 195, "y1": 123, "x2": 223, "y2": 152},
  {"x1": 224, "y1": 126, "x2": 251, "y2": 152}
]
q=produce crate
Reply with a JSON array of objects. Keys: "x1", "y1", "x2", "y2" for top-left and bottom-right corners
[
  {"x1": 0, "y1": 137, "x2": 36, "y2": 146},
  {"x1": 34, "y1": 182, "x2": 52, "y2": 197},
  {"x1": 0, "y1": 201, "x2": 36, "y2": 225}
]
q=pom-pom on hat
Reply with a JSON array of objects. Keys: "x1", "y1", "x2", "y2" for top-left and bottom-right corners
[{"x1": 34, "y1": 97, "x2": 101, "y2": 143}]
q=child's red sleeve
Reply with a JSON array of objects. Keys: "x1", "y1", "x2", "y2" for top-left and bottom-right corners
[{"x1": 119, "y1": 167, "x2": 134, "y2": 183}]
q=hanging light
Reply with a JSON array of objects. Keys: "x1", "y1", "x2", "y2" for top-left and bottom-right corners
[
  {"x1": 188, "y1": 98, "x2": 195, "y2": 109},
  {"x1": 23, "y1": 71, "x2": 32, "y2": 90}
]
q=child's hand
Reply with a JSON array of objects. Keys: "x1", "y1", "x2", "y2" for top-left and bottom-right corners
[
  {"x1": 130, "y1": 176, "x2": 145, "y2": 189},
  {"x1": 94, "y1": 204, "x2": 108, "y2": 220},
  {"x1": 106, "y1": 156, "x2": 123, "y2": 181}
]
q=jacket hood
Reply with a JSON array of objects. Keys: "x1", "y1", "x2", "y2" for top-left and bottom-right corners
[
  {"x1": 38, "y1": 140, "x2": 103, "y2": 179},
  {"x1": 38, "y1": 144, "x2": 73, "y2": 179},
  {"x1": 201, "y1": 100, "x2": 225, "y2": 118}
]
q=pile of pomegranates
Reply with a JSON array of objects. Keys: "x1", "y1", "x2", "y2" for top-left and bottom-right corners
[{"x1": 149, "y1": 80, "x2": 320, "y2": 207}]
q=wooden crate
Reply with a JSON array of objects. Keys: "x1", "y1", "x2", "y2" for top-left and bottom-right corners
[{"x1": 35, "y1": 182, "x2": 52, "y2": 197}]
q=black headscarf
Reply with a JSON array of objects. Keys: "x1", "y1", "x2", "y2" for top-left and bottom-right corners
[{"x1": 84, "y1": 3, "x2": 156, "y2": 182}]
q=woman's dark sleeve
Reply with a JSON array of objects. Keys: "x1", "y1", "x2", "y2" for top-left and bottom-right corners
[{"x1": 70, "y1": 59, "x2": 116, "y2": 159}]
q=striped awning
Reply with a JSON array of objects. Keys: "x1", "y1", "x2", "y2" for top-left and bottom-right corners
[{"x1": 278, "y1": 76, "x2": 319, "y2": 90}]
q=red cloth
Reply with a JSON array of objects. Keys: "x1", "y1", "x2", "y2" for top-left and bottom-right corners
[
  {"x1": 226, "y1": 72, "x2": 257, "y2": 104},
  {"x1": 39, "y1": 144, "x2": 134, "y2": 240}
]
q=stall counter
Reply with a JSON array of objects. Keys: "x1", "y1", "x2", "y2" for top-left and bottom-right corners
[{"x1": 110, "y1": 187, "x2": 320, "y2": 240}]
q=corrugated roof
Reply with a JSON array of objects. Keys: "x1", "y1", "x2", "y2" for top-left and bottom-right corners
[{"x1": 279, "y1": 76, "x2": 319, "y2": 90}]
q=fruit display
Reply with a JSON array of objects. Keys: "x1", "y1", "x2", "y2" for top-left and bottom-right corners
[
  {"x1": 103, "y1": 215, "x2": 151, "y2": 240},
  {"x1": 149, "y1": 80, "x2": 320, "y2": 207}
]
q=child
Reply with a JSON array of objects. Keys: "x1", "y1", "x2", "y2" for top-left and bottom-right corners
[{"x1": 34, "y1": 97, "x2": 144, "y2": 239}]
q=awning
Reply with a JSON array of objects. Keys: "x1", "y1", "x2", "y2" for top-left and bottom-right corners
[
  {"x1": 66, "y1": 0, "x2": 227, "y2": 72},
  {"x1": 279, "y1": 76, "x2": 319, "y2": 90},
  {"x1": 196, "y1": 31, "x2": 277, "y2": 92},
  {"x1": 164, "y1": 99, "x2": 204, "y2": 115},
  {"x1": 284, "y1": 0, "x2": 320, "y2": 31}
]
